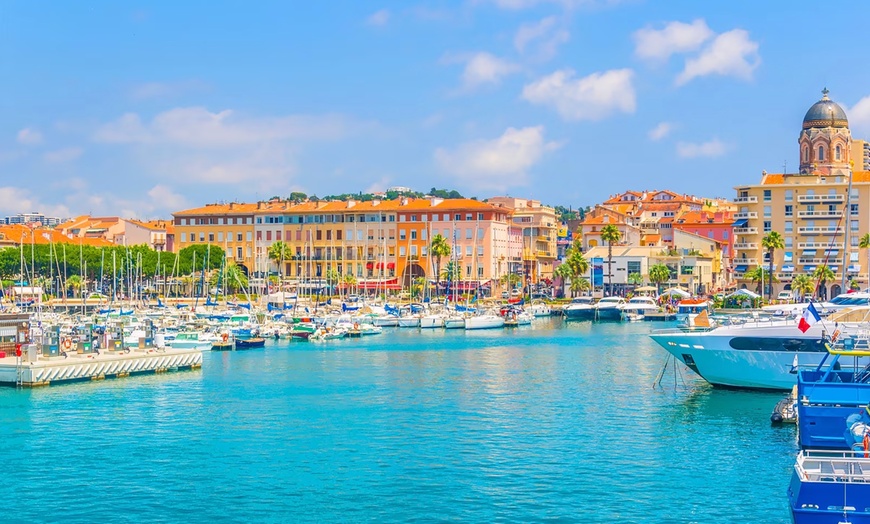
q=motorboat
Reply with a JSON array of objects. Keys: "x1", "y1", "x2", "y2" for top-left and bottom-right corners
[
  {"x1": 562, "y1": 296, "x2": 595, "y2": 320},
  {"x1": 526, "y1": 300, "x2": 551, "y2": 317},
  {"x1": 420, "y1": 314, "x2": 444, "y2": 329},
  {"x1": 167, "y1": 331, "x2": 213, "y2": 351},
  {"x1": 465, "y1": 314, "x2": 505, "y2": 330},
  {"x1": 763, "y1": 291, "x2": 870, "y2": 316},
  {"x1": 675, "y1": 298, "x2": 711, "y2": 323},
  {"x1": 787, "y1": 344, "x2": 870, "y2": 523},
  {"x1": 443, "y1": 315, "x2": 465, "y2": 329},
  {"x1": 648, "y1": 307, "x2": 870, "y2": 390},
  {"x1": 594, "y1": 296, "x2": 625, "y2": 321},
  {"x1": 619, "y1": 296, "x2": 659, "y2": 321}
]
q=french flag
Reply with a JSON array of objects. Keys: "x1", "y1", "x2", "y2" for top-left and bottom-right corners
[{"x1": 797, "y1": 302, "x2": 821, "y2": 333}]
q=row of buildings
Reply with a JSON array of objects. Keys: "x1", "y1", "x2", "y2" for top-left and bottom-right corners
[{"x1": 2, "y1": 90, "x2": 867, "y2": 298}]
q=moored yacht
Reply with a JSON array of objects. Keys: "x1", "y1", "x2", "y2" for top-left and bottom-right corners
[
  {"x1": 594, "y1": 296, "x2": 625, "y2": 321},
  {"x1": 649, "y1": 307, "x2": 870, "y2": 390},
  {"x1": 619, "y1": 296, "x2": 658, "y2": 321},
  {"x1": 563, "y1": 296, "x2": 594, "y2": 320}
]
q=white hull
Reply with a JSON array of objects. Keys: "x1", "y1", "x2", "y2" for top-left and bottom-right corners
[
  {"x1": 420, "y1": 315, "x2": 444, "y2": 329},
  {"x1": 649, "y1": 320, "x2": 870, "y2": 390},
  {"x1": 444, "y1": 318, "x2": 465, "y2": 329},
  {"x1": 397, "y1": 317, "x2": 421, "y2": 328},
  {"x1": 372, "y1": 316, "x2": 399, "y2": 327},
  {"x1": 465, "y1": 315, "x2": 505, "y2": 330}
]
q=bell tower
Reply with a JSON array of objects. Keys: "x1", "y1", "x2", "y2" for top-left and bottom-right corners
[{"x1": 798, "y1": 88, "x2": 852, "y2": 176}]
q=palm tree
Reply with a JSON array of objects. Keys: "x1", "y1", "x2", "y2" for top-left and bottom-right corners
[
  {"x1": 860, "y1": 233, "x2": 870, "y2": 290},
  {"x1": 627, "y1": 272, "x2": 644, "y2": 292},
  {"x1": 341, "y1": 273, "x2": 357, "y2": 298},
  {"x1": 430, "y1": 234, "x2": 451, "y2": 298},
  {"x1": 761, "y1": 231, "x2": 785, "y2": 301},
  {"x1": 745, "y1": 266, "x2": 776, "y2": 296},
  {"x1": 812, "y1": 265, "x2": 835, "y2": 300},
  {"x1": 570, "y1": 276, "x2": 591, "y2": 295},
  {"x1": 600, "y1": 224, "x2": 621, "y2": 296},
  {"x1": 268, "y1": 241, "x2": 291, "y2": 278},
  {"x1": 66, "y1": 274, "x2": 83, "y2": 299},
  {"x1": 648, "y1": 264, "x2": 670, "y2": 294},
  {"x1": 555, "y1": 239, "x2": 589, "y2": 297},
  {"x1": 791, "y1": 274, "x2": 815, "y2": 301},
  {"x1": 325, "y1": 267, "x2": 340, "y2": 296}
]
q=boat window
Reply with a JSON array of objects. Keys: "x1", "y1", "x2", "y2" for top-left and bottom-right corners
[{"x1": 728, "y1": 337, "x2": 827, "y2": 352}]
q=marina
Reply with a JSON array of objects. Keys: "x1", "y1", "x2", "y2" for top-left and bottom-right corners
[{"x1": 0, "y1": 319, "x2": 799, "y2": 523}]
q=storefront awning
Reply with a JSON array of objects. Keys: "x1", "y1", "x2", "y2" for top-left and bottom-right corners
[
  {"x1": 732, "y1": 219, "x2": 748, "y2": 227},
  {"x1": 734, "y1": 265, "x2": 748, "y2": 273}
]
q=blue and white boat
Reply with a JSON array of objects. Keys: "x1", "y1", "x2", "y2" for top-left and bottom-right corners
[
  {"x1": 788, "y1": 343, "x2": 870, "y2": 523},
  {"x1": 593, "y1": 296, "x2": 625, "y2": 321},
  {"x1": 563, "y1": 296, "x2": 594, "y2": 320}
]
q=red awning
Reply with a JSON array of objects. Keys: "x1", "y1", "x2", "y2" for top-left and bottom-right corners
[
  {"x1": 376, "y1": 262, "x2": 384, "y2": 269},
  {"x1": 356, "y1": 278, "x2": 399, "y2": 290},
  {"x1": 387, "y1": 262, "x2": 395, "y2": 269},
  {"x1": 366, "y1": 262, "x2": 374, "y2": 269}
]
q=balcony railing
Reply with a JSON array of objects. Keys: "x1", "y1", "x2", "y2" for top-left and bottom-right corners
[
  {"x1": 733, "y1": 227, "x2": 758, "y2": 234},
  {"x1": 798, "y1": 194, "x2": 845, "y2": 203},
  {"x1": 733, "y1": 243, "x2": 758, "y2": 250},
  {"x1": 798, "y1": 227, "x2": 844, "y2": 235},
  {"x1": 797, "y1": 210, "x2": 843, "y2": 218},
  {"x1": 798, "y1": 242, "x2": 844, "y2": 249},
  {"x1": 733, "y1": 212, "x2": 758, "y2": 219},
  {"x1": 733, "y1": 196, "x2": 758, "y2": 203}
]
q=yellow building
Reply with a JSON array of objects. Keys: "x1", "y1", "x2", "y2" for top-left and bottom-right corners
[
  {"x1": 733, "y1": 89, "x2": 870, "y2": 298},
  {"x1": 173, "y1": 202, "x2": 259, "y2": 272},
  {"x1": 487, "y1": 196, "x2": 557, "y2": 280}
]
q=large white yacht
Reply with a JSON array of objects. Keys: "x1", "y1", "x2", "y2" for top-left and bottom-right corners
[
  {"x1": 761, "y1": 291, "x2": 870, "y2": 316},
  {"x1": 563, "y1": 296, "x2": 595, "y2": 320},
  {"x1": 649, "y1": 307, "x2": 870, "y2": 390},
  {"x1": 619, "y1": 296, "x2": 658, "y2": 321}
]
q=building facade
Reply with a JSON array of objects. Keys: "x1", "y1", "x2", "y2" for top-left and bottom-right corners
[{"x1": 733, "y1": 89, "x2": 870, "y2": 298}]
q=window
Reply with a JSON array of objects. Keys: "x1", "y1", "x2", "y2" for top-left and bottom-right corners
[
  {"x1": 218, "y1": 232, "x2": 223, "y2": 242},
  {"x1": 466, "y1": 228, "x2": 473, "y2": 239},
  {"x1": 627, "y1": 261, "x2": 641, "y2": 276},
  {"x1": 411, "y1": 245, "x2": 418, "y2": 256},
  {"x1": 237, "y1": 233, "x2": 243, "y2": 242},
  {"x1": 357, "y1": 230, "x2": 364, "y2": 241},
  {"x1": 802, "y1": 147, "x2": 808, "y2": 162},
  {"x1": 763, "y1": 190, "x2": 771, "y2": 202},
  {"x1": 477, "y1": 246, "x2": 484, "y2": 257},
  {"x1": 478, "y1": 229, "x2": 484, "y2": 240},
  {"x1": 421, "y1": 229, "x2": 428, "y2": 241},
  {"x1": 784, "y1": 221, "x2": 793, "y2": 233},
  {"x1": 763, "y1": 221, "x2": 771, "y2": 233},
  {"x1": 199, "y1": 233, "x2": 205, "y2": 242},
  {"x1": 763, "y1": 206, "x2": 771, "y2": 218},
  {"x1": 818, "y1": 145, "x2": 825, "y2": 161},
  {"x1": 466, "y1": 246, "x2": 472, "y2": 256},
  {"x1": 722, "y1": 230, "x2": 728, "y2": 240},
  {"x1": 785, "y1": 190, "x2": 793, "y2": 202},
  {"x1": 190, "y1": 233, "x2": 195, "y2": 242},
  {"x1": 852, "y1": 204, "x2": 860, "y2": 216},
  {"x1": 246, "y1": 232, "x2": 252, "y2": 241},
  {"x1": 478, "y1": 266, "x2": 484, "y2": 277},
  {"x1": 411, "y1": 230, "x2": 417, "y2": 240},
  {"x1": 266, "y1": 231, "x2": 272, "y2": 241},
  {"x1": 466, "y1": 265, "x2": 472, "y2": 277},
  {"x1": 785, "y1": 236, "x2": 793, "y2": 248},
  {"x1": 478, "y1": 213, "x2": 484, "y2": 220},
  {"x1": 316, "y1": 230, "x2": 322, "y2": 241},
  {"x1": 422, "y1": 246, "x2": 428, "y2": 256},
  {"x1": 236, "y1": 247, "x2": 243, "y2": 259},
  {"x1": 853, "y1": 236, "x2": 860, "y2": 247},
  {"x1": 784, "y1": 205, "x2": 793, "y2": 217},
  {"x1": 836, "y1": 145, "x2": 841, "y2": 160},
  {"x1": 465, "y1": 214, "x2": 472, "y2": 220},
  {"x1": 399, "y1": 246, "x2": 406, "y2": 256},
  {"x1": 852, "y1": 220, "x2": 859, "y2": 231}
]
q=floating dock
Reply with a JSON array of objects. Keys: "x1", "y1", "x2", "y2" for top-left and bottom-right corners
[
  {"x1": 0, "y1": 313, "x2": 202, "y2": 387},
  {"x1": 644, "y1": 312, "x2": 678, "y2": 321}
]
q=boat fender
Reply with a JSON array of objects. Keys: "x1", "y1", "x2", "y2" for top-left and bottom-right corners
[
  {"x1": 864, "y1": 433, "x2": 869, "y2": 459},
  {"x1": 770, "y1": 412, "x2": 783, "y2": 424},
  {"x1": 62, "y1": 338, "x2": 72, "y2": 350},
  {"x1": 354, "y1": 322, "x2": 359, "y2": 330},
  {"x1": 222, "y1": 333, "x2": 229, "y2": 342}
]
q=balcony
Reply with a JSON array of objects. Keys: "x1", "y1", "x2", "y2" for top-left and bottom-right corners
[
  {"x1": 798, "y1": 227, "x2": 844, "y2": 235},
  {"x1": 798, "y1": 258, "x2": 829, "y2": 265},
  {"x1": 733, "y1": 227, "x2": 758, "y2": 235},
  {"x1": 732, "y1": 243, "x2": 758, "y2": 250},
  {"x1": 733, "y1": 196, "x2": 758, "y2": 203},
  {"x1": 797, "y1": 210, "x2": 843, "y2": 218},
  {"x1": 798, "y1": 242, "x2": 844, "y2": 249},
  {"x1": 798, "y1": 194, "x2": 845, "y2": 203},
  {"x1": 733, "y1": 212, "x2": 758, "y2": 219}
]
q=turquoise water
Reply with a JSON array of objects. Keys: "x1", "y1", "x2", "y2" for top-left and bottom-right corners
[{"x1": 0, "y1": 320, "x2": 796, "y2": 523}]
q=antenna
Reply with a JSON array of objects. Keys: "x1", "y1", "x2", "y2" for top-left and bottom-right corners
[{"x1": 783, "y1": 160, "x2": 787, "y2": 174}]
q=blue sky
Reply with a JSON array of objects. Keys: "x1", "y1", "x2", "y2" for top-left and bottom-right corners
[{"x1": 2, "y1": 0, "x2": 870, "y2": 219}]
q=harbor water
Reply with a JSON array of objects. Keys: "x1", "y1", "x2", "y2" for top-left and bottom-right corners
[{"x1": 0, "y1": 319, "x2": 797, "y2": 523}]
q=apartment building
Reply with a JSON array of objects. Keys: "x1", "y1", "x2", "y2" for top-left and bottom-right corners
[
  {"x1": 732, "y1": 89, "x2": 870, "y2": 298},
  {"x1": 487, "y1": 196, "x2": 557, "y2": 283},
  {"x1": 173, "y1": 203, "x2": 258, "y2": 272}
]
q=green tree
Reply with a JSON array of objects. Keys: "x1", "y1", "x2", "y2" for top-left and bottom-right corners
[
  {"x1": 600, "y1": 224, "x2": 621, "y2": 295},
  {"x1": 430, "y1": 234, "x2": 451, "y2": 298},
  {"x1": 268, "y1": 241, "x2": 291, "y2": 278},
  {"x1": 555, "y1": 238, "x2": 589, "y2": 297},
  {"x1": 745, "y1": 266, "x2": 777, "y2": 296},
  {"x1": 860, "y1": 233, "x2": 870, "y2": 290},
  {"x1": 66, "y1": 274, "x2": 83, "y2": 298},
  {"x1": 570, "y1": 276, "x2": 591, "y2": 295},
  {"x1": 627, "y1": 272, "x2": 644, "y2": 290},
  {"x1": 341, "y1": 273, "x2": 358, "y2": 298},
  {"x1": 761, "y1": 231, "x2": 785, "y2": 301},
  {"x1": 648, "y1": 264, "x2": 671, "y2": 294},
  {"x1": 812, "y1": 265, "x2": 836, "y2": 300},
  {"x1": 210, "y1": 261, "x2": 249, "y2": 295},
  {"x1": 325, "y1": 267, "x2": 340, "y2": 296},
  {"x1": 791, "y1": 274, "x2": 815, "y2": 301}
]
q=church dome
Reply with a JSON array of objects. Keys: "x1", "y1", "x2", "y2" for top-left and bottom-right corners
[{"x1": 803, "y1": 89, "x2": 848, "y2": 129}]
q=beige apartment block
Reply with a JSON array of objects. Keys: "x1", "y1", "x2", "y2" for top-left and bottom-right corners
[{"x1": 733, "y1": 89, "x2": 870, "y2": 299}]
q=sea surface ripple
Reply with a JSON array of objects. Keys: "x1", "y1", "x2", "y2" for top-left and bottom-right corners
[{"x1": 0, "y1": 320, "x2": 796, "y2": 523}]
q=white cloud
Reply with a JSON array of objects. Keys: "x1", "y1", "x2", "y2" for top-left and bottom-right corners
[
  {"x1": 522, "y1": 68, "x2": 636, "y2": 121},
  {"x1": 514, "y1": 17, "x2": 570, "y2": 61},
  {"x1": 648, "y1": 122, "x2": 673, "y2": 141},
  {"x1": 0, "y1": 186, "x2": 71, "y2": 218},
  {"x1": 366, "y1": 9, "x2": 390, "y2": 26},
  {"x1": 676, "y1": 139, "x2": 728, "y2": 158},
  {"x1": 94, "y1": 107, "x2": 354, "y2": 147},
  {"x1": 848, "y1": 96, "x2": 870, "y2": 137},
  {"x1": 17, "y1": 128, "x2": 43, "y2": 145},
  {"x1": 434, "y1": 126, "x2": 561, "y2": 189},
  {"x1": 146, "y1": 185, "x2": 188, "y2": 211},
  {"x1": 633, "y1": 19, "x2": 713, "y2": 62},
  {"x1": 447, "y1": 52, "x2": 520, "y2": 91},
  {"x1": 43, "y1": 147, "x2": 83, "y2": 163},
  {"x1": 676, "y1": 29, "x2": 760, "y2": 86}
]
